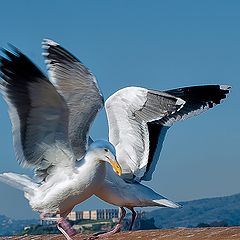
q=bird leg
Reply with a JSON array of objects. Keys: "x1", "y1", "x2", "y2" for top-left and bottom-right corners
[
  {"x1": 128, "y1": 207, "x2": 137, "y2": 230},
  {"x1": 57, "y1": 217, "x2": 76, "y2": 239},
  {"x1": 86, "y1": 207, "x2": 126, "y2": 239},
  {"x1": 40, "y1": 213, "x2": 76, "y2": 240}
]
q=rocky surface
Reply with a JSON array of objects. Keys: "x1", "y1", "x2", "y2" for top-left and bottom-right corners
[{"x1": 1, "y1": 227, "x2": 240, "y2": 240}]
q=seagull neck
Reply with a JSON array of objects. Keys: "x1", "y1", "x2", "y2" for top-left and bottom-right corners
[
  {"x1": 78, "y1": 151, "x2": 106, "y2": 170},
  {"x1": 76, "y1": 152, "x2": 106, "y2": 183}
]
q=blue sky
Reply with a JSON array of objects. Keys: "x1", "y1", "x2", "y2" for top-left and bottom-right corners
[{"x1": 0, "y1": 0, "x2": 239, "y2": 219}]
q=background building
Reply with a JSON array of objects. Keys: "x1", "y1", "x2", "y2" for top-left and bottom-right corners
[
  {"x1": 90, "y1": 209, "x2": 119, "y2": 220},
  {"x1": 67, "y1": 211, "x2": 83, "y2": 221},
  {"x1": 69, "y1": 209, "x2": 119, "y2": 221},
  {"x1": 41, "y1": 208, "x2": 145, "y2": 226}
]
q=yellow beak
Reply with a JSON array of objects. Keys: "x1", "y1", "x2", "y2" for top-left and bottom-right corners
[{"x1": 109, "y1": 159, "x2": 122, "y2": 176}]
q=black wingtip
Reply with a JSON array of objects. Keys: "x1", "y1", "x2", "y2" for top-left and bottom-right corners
[
  {"x1": 1, "y1": 47, "x2": 20, "y2": 64},
  {"x1": 220, "y1": 85, "x2": 231, "y2": 94},
  {"x1": 0, "y1": 43, "x2": 46, "y2": 81},
  {"x1": 42, "y1": 38, "x2": 80, "y2": 63},
  {"x1": 4, "y1": 43, "x2": 22, "y2": 58},
  {"x1": 1, "y1": 43, "x2": 22, "y2": 60},
  {"x1": 7, "y1": 43, "x2": 19, "y2": 52}
]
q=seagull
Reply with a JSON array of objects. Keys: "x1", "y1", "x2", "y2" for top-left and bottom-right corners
[
  {"x1": 93, "y1": 84, "x2": 230, "y2": 237},
  {"x1": 0, "y1": 45, "x2": 122, "y2": 240},
  {"x1": 41, "y1": 39, "x2": 231, "y2": 238}
]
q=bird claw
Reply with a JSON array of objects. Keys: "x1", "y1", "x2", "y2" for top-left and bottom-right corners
[{"x1": 86, "y1": 223, "x2": 121, "y2": 239}]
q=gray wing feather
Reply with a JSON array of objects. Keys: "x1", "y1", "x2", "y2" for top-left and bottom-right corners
[
  {"x1": 162, "y1": 85, "x2": 231, "y2": 125},
  {"x1": 142, "y1": 85, "x2": 231, "y2": 181},
  {"x1": 105, "y1": 87, "x2": 185, "y2": 182},
  {"x1": 0, "y1": 47, "x2": 73, "y2": 180},
  {"x1": 42, "y1": 39, "x2": 103, "y2": 159},
  {"x1": 106, "y1": 85, "x2": 230, "y2": 183}
]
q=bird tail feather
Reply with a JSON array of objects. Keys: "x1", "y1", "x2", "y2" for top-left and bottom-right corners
[
  {"x1": 152, "y1": 198, "x2": 181, "y2": 208},
  {"x1": 0, "y1": 172, "x2": 38, "y2": 193}
]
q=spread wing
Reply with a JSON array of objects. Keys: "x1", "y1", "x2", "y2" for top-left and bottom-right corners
[
  {"x1": 42, "y1": 39, "x2": 104, "y2": 159},
  {"x1": 163, "y1": 85, "x2": 231, "y2": 125},
  {"x1": 106, "y1": 85, "x2": 230, "y2": 182},
  {"x1": 0, "y1": 46, "x2": 74, "y2": 181},
  {"x1": 105, "y1": 86, "x2": 185, "y2": 182},
  {"x1": 142, "y1": 85, "x2": 231, "y2": 181}
]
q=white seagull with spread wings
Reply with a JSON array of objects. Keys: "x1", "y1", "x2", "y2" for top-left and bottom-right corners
[
  {"x1": 0, "y1": 44, "x2": 122, "y2": 240},
  {"x1": 0, "y1": 39, "x2": 230, "y2": 240},
  {"x1": 40, "y1": 40, "x2": 230, "y2": 239}
]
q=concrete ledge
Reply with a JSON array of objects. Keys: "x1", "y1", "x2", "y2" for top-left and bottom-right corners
[{"x1": 1, "y1": 227, "x2": 240, "y2": 240}]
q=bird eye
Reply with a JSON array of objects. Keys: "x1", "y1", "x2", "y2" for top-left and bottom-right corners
[{"x1": 104, "y1": 148, "x2": 108, "y2": 152}]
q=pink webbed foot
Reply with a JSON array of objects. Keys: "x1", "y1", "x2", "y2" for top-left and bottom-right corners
[
  {"x1": 84, "y1": 223, "x2": 121, "y2": 240},
  {"x1": 40, "y1": 213, "x2": 76, "y2": 240},
  {"x1": 57, "y1": 217, "x2": 77, "y2": 240},
  {"x1": 96, "y1": 223, "x2": 121, "y2": 238}
]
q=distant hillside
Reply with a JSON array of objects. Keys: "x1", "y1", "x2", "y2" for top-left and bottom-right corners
[
  {"x1": 148, "y1": 193, "x2": 240, "y2": 228},
  {"x1": 0, "y1": 214, "x2": 38, "y2": 236},
  {"x1": 1, "y1": 193, "x2": 240, "y2": 236}
]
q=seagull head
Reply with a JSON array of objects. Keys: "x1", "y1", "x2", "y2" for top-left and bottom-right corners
[{"x1": 88, "y1": 140, "x2": 122, "y2": 176}]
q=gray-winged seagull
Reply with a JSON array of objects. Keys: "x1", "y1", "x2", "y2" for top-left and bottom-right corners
[
  {"x1": 0, "y1": 45, "x2": 122, "y2": 240},
  {"x1": 41, "y1": 39, "x2": 230, "y2": 239}
]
